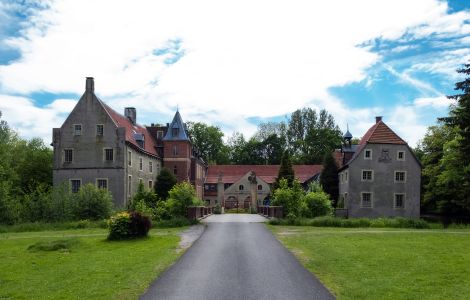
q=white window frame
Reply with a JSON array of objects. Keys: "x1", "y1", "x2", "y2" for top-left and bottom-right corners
[
  {"x1": 70, "y1": 179, "x2": 82, "y2": 193},
  {"x1": 361, "y1": 169, "x2": 374, "y2": 182},
  {"x1": 394, "y1": 193, "x2": 405, "y2": 209},
  {"x1": 397, "y1": 151, "x2": 405, "y2": 161},
  {"x1": 364, "y1": 149, "x2": 372, "y2": 160},
  {"x1": 139, "y1": 157, "x2": 143, "y2": 171},
  {"x1": 128, "y1": 151, "x2": 132, "y2": 167},
  {"x1": 96, "y1": 124, "x2": 104, "y2": 136},
  {"x1": 394, "y1": 171, "x2": 407, "y2": 183},
  {"x1": 64, "y1": 148, "x2": 73, "y2": 163},
  {"x1": 73, "y1": 124, "x2": 82, "y2": 136},
  {"x1": 128, "y1": 175, "x2": 132, "y2": 196},
  {"x1": 104, "y1": 148, "x2": 114, "y2": 162},
  {"x1": 149, "y1": 161, "x2": 153, "y2": 173},
  {"x1": 96, "y1": 178, "x2": 108, "y2": 190},
  {"x1": 360, "y1": 192, "x2": 373, "y2": 208}
]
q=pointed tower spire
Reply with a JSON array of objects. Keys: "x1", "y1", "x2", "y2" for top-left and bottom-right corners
[{"x1": 163, "y1": 110, "x2": 190, "y2": 141}]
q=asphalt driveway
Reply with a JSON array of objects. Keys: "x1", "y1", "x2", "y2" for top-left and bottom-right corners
[{"x1": 141, "y1": 214, "x2": 334, "y2": 300}]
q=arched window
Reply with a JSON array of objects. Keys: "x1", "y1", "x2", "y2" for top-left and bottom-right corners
[
  {"x1": 257, "y1": 184, "x2": 262, "y2": 191},
  {"x1": 239, "y1": 184, "x2": 244, "y2": 191}
]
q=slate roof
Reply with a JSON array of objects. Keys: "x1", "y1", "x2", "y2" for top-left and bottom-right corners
[
  {"x1": 163, "y1": 110, "x2": 190, "y2": 141},
  {"x1": 205, "y1": 165, "x2": 323, "y2": 184},
  {"x1": 99, "y1": 100, "x2": 159, "y2": 157}
]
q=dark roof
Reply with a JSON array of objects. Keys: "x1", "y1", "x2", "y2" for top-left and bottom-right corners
[
  {"x1": 205, "y1": 165, "x2": 323, "y2": 184},
  {"x1": 100, "y1": 100, "x2": 159, "y2": 157},
  {"x1": 163, "y1": 110, "x2": 190, "y2": 141},
  {"x1": 343, "y1": 129, "x2": 353, "y2": 139}
]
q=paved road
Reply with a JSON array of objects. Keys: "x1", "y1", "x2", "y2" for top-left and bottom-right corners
[{"x1": 141, "y1": 214, "x2": 334, "y2": 300}]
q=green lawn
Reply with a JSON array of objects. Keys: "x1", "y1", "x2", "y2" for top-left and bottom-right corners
[
  {"x1": 0, "y1": 228, "x2": 185, "y2": 299},
  {"x1": 269, "y1": 226, "x2": 470, "y2": 300}
]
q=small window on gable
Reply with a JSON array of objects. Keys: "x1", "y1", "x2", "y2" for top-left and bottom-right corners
[
  {"x1": 364, "y1": 149, "x2": 372, "y2": 160},
  {"x1": 239, "y1": 185, "x2": 244, "y2": 191},
  {"x1": 257, "y1": 184, "x2": 262, "y2": 191},
  {"x1": 64, "y1": 149, "x2": 73, "y2": 163},
  {"x1": 361, "y1": 192, "x2": 372, "y2": 208},
  {"x1": 394, "y1": 193, "x2": 405, "y2": 208},
  {"x1": 395, "y1": 171, "x2": 406, "y2": 183},
  {"x1": 73, "y1": 124, "x2": 82, "y2": 136},
  {"x1": 397, "y1": 151, "x2": 405, "y2": 161},
  {"x1": 172, "y1": 128, "x2": 179, "y2": 137},
  {"x1": 96, "y1": 124, "x2": 104, "y2": 136}
]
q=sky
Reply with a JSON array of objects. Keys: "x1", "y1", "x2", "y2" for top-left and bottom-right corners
[{"x1": 0, "y1": 0, "x2": 469, "y2": 147}]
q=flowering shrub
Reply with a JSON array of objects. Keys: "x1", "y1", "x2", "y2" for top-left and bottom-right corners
[{"x1": 107, "y1": 211, "x2": 152, "y2": 240}]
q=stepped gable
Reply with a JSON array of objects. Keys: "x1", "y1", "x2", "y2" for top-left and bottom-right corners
[
  {"x1": 100, "y1": 101, "x2": 158, "y2": 156},
  {"x1": 205, "y1": 165, "x2": 322, "y2": 184}
]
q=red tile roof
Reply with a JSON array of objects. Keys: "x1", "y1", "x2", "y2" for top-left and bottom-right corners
[
  {"x1": 359, "y1": 121, "x2": 406, "y2": 145},
  {"x1": 100, "y1": 101, "x2": 159, "y2": 157},
  {"x1": 206, "y1": 165, "x2": 322, "y2": 184}
]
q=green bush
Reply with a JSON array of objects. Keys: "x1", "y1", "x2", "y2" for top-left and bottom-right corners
[
  {"x1": 213, "y1": 204, "x2": 221, "y2": 214},
  {"x1": 153, "y1": 216, "x2": 196, "y2": 228},
  {"x1": 107, "y1": 211, "x2": 152, "y2": 240},
  {"x1": 301, "y1": 191, "x2": 333, "y2": 218},
  {"x1": 129, "y1": 182, "x2": 159, "y2": 210},
  {"x1": 166, "y1": 181, "x2": 200, "y2": 217},
  {"x1": 73, "y1": 183, "x2": 113, "y2": 220},
  {"x1": 272, "y1": 179, "x2": 303, "y2": 218}
]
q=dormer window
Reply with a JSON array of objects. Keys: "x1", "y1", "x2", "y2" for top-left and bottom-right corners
[
  {"x1": 157, "y1": 130, "x2": 163, "y2": 139},
  {"x1": 73, "y1": 124, "x2": 82, "y2": 136},
  {"x1": 172, "y1": 127, "x2": 179, "y2": 137}
]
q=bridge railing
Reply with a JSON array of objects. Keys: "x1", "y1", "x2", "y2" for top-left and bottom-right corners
[
  {"x1": 257, "y1": 206, "x2": 283, "y2": 219},
  {"x1": 187, "y1": 206, "x2": 213, "y2": 221}
]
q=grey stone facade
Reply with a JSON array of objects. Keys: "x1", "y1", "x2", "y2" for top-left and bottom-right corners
[{"x1": 337, "y1": 117, "x2": 421, "y2": 218}]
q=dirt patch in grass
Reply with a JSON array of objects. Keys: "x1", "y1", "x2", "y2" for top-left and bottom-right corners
[{"x1": 27, "y1": 239, "x2": 79, "y2": 252}]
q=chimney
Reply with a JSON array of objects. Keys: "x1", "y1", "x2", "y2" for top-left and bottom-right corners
[
  {"x1": 375, "y1": 116, "x2": 383, "y2": 123},
  {"x1": 86, "y1": 77, "x2": 94, "y2": 93},
  {"x1": 125, "y1": 107, "x2": 136, "y2": 125}
]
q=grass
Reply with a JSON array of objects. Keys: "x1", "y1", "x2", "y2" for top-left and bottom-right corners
[
  {"x1": 269, "y1": 226, "x2": 470, "y2": 299},
  {"x1": 0, "y1": 219, "x2": 108, "y2": 233},
  {"x1": 225, "y1": 208, "x2": 249, "y2": 214},
  {"x1": 0, "y1": 227, "x2": 185, "y2": 299}
]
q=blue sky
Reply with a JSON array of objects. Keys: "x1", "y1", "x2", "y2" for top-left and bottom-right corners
[{"x1": 0, "y1": 0, "x2": 469, "y2": 146}]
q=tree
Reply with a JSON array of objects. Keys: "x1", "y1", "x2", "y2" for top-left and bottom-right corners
[
  {"x1": 154, "y1": 168, "x2": 177, "y2": 200},
  {"x1": 274, "y1": 150, "x2": 295, "y2": 189},
  {"x1": 319, "y1": 152, "x2": 339, "y2": 207},
  {"x1": 186, "y1": 121, "x2": 230, "y2": 164}
]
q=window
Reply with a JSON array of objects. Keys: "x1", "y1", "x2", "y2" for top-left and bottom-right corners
[
  {"x1": 128, "y1": 151, "x2": 132, "y2": 166},
  {"x1": 362, "y1": 170, "x2": 373, "y2": 181},
  {"x1": 149, "y1": 161, "x2": 153, "y2": 173},
  {"x1": 70, "y1": 179, "x2": 81, "y2": 193},
  {"x1": 395, "y1": 171, "x2": 406, "y2": 183},
  {"x1": 239, "y1": 185, "x2": 244, "y2": 191},
  {"x1": 128, "y1": 175, "x2": 132, "y2": 196},
  {"x1": 157, "y1": 130, "x2": 164, "y2": 139},
  {"x1": 156, "y1": 164, "x2": 160, "y2": 175},
  {"x1": 64, "y1": 149, "x2": 73, "y2": 163},
  {"x1": 139, "y1": 157, "x2": 143, "y2": 171},
  {"x1": 96, "y1": 179, "x2": 108, "y2": 190},
  {"x1": 73, "y1": 124, "x2": 82, "y2": 136},
  {"x1": 173, "y1": 165, "x2": 178, "y2": 175},
  {"x1": 104, "y1": 148, "x2": 114, "y2": 161},
  {"x1": 258, "y1": 184, "x2": 263, "y2": 191},
  {"x1": 345, "y1": 171, "x2": 348, "y2": 182},
  {"x1": 361, "y1": 192, "x2": 372, "y2": 208},
  {"x1": 173, "y1": 145, "x2": 178, "y2": 156},
  {"x1": 148, "y1": 180, "x2": 153, "y2": 189},
  {"x1": 394, "y1": 193, "x2": 405, "y2": 208},
  {"x1": 172, "y1": 128, "x2": 179, "y2": 137},
  {"x1": 364, "y1": 149, "x2": 372, "y2": 160},
  {"x1": 96, "y1": 124, "x2": 104, "y2": 136},
  {"x1": 397, "y1": 151, "x2": 405, "y2": 161},
  {"x1": 339, "y1": 173, "x2": 343, "y2": 183}
]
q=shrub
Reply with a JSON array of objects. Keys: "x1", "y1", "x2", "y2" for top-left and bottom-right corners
[
  {"x1": 154, "y1": 200, "x2": 172, "y2": 220},
  {"x1": 153, "y1": 216, "x2": 196, "y2": 228},
  {"x1": 108, "y1": 211, "x2": 152, "y2": 240},
  {"x1": 73, "y1": 183, "x2": 113, "y2": 220},
  {"x1": 213, "y1": 204, "x2": 221, "y2": 214},
  {"x1": 272, "y1": 179, "x2": 303, "y2": 218},
  {"x1": 166, "y1": 182, "x2": 199, "y2": 217},
  {"x1": 129, "y1": 182, "x2": 158, "y2": 210},
  {"x1": 301, "y1": 191, "x2": 333, "y2": 218}
]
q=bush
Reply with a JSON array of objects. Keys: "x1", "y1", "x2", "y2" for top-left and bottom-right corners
[
  {"x1": 153, "y1": 216, "x2": 196, "y2": 228},
  {"x1": 108, "y1": 211, "x2": 152, "y2": 240},
  {"x1": 129, "y1": 182, "x2": 158, "y2": 210},
  {"x1": 166, "y1": 182, "x2": 199, "y2": 217},
  {"x1": 272, "y1": 179, "x2": 303, "y2": 218},
  {"x1": 73, "y1": 183, "x2": 113, "y2": 220},
  {"x1": 301, "y1": 191, "x2": 333, "y2": 218},
  {"x1": 213, "y1": 204, "x2": 221, "y2": 214}
]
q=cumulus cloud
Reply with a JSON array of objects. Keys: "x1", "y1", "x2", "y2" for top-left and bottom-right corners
[
  {"x1": 414, "y1": 96, "x2": 455, "y2": 108},
  {"x1": 0, "y1": 0, "x2": 468, "y2": 146}
]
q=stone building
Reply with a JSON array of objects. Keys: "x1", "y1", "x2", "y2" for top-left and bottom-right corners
[
  {"x1": 204, "y1": 165, "x2": 323, "y2": 208},
  {"x1": 52, "y1": 77, "x2": 206, "y2": 207},
  {"x1": 337, "y1": 117, "x2": 421, "y2": 218}
]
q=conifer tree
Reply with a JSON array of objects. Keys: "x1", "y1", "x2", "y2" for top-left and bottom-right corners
[
  {"x1": 320, "y1": 152, "x2": 339, "y2": 207},
  {"x1": 274, "y1": 150, "x2": 295, "y2": 189},
  {"x1": 154, "y1": 168, "x2": 177, "y2": 200}
]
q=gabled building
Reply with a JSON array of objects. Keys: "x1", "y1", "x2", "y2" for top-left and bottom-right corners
[
  {"x1": 337, "y1": 117, "x2": 421, "y2": 218},
  {"x1": 204, "y1": 165, "x2": 323, "y2": 208},
  {"x1": 52, "y1": 77, "x2": 206, "y2": 207}
]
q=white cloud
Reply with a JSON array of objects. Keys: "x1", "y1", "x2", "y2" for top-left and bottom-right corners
[
  {"x1": 0, "y1": 0, "x2": 467, "y2": 146},
  {"x1": 414, "y1": 96, "x2": 455, "y2": 108}
]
